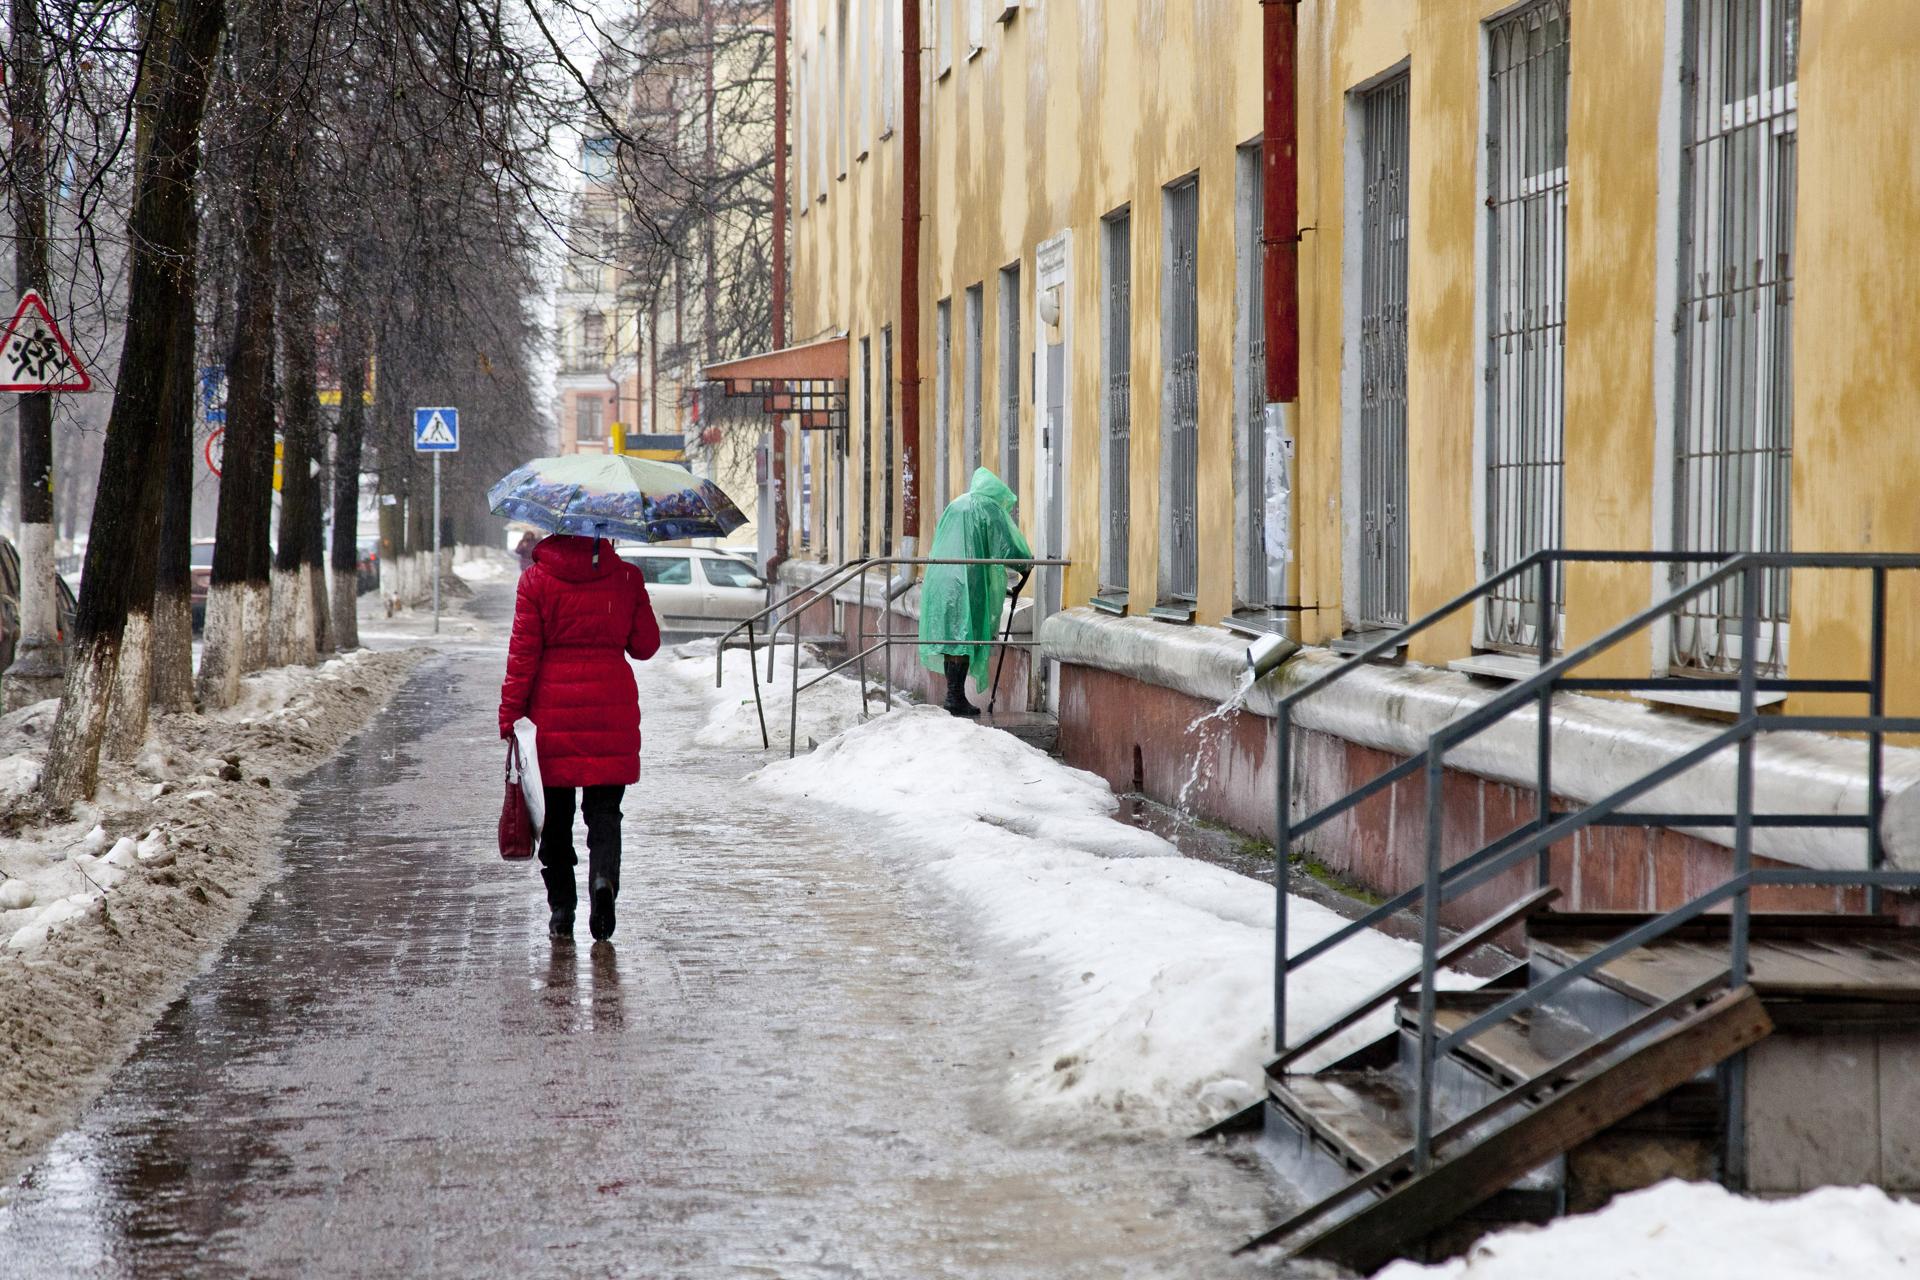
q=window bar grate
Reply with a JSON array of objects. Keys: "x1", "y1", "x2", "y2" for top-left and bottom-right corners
[
  {"x1": 1243, "y1": 146, "x2": 1272, "y2": 609},
  {"x1": 1104, "y1": 212, "x2": 1132, "y2": 594},
  {"x1": 1484, "y1": 1, "x2": 1570, "y2": 653},
  {"x1": 1672, "y1": 0, "x2": 1798, "y2": 676},
  {"x1": 1165, "y1": 178, "x2": 1201, "y2": 604},
  {"x1": 1001, "y1": 262, "x2": 1022, "y2": 501},
  {"x1": 1359, "y1": 74, "x2": 1411, "y2": 629}
]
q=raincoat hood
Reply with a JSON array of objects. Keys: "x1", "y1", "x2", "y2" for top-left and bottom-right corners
[
  {"x1": 968, "y1": 466, "x2": 1017, "y2": 513},
  {"x1": 533, "y1": 534, "x2": 619, "y2": 583}
]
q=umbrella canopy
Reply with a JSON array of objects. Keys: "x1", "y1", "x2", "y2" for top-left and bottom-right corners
[{"x1": 487, "y1": 453, "x2": 748, "y2": 544}]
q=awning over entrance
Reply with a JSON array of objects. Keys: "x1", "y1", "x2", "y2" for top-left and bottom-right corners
[{"x1": 703, "y1": 335, "x2": 848, "y2": 432}]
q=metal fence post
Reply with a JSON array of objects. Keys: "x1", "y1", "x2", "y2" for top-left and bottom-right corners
[
  {"x1": 1536, "y1": 557, "x2": 1554, "y2": 887},
  {"x1": 1274, "y1": 703, "x2": 1292, "y2": 1057},
  {"x1": 1414, "y1": 752, "x2": 1445, "y2": 1174},
  {"x1": 1870, "y1": 565, "x2": 1888, "y2": 914}
]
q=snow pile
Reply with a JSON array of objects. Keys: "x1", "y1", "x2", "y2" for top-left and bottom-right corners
[
  {"x1": 662, "y1": 639, "x2": 898, "y2": 750},
  {"x1": 453, "y1": 547, "x2": 516, "y2": 583},
  {"x1": 1375, "y1": 1179, "x2": 1920, "y2": 1279},
  {"x1": 756, "y1": 706, "x2": 1468, "y2": 1130},
  {"x1": 0, "y1": 636, "x2": 426, "y2": 1185}
]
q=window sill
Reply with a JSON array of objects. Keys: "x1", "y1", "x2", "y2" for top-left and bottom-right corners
[
  {"x1": 1642, "y1": 687, "x2": 1788, "y2": 716},
  {"x1": 1090, "y1": 591, "x2": 1128, "y2": 616},
  {"x1": 1222, "y1": 610, "x2": 1291, "y2": 639},
  {"x1": 1148, "y1": 603, "x2": 1195, "y2": 625},
  {"x1": 1447, "y1": 652, "x2": 1545, "y2": 682},
  {"x1": 1329, "y1": 628, "x2": 1406, "y2": 659}
]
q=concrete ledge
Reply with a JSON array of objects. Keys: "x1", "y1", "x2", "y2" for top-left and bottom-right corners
[{"x1": 1039, "y1": 606, "x2": 1920, "y2": 874}]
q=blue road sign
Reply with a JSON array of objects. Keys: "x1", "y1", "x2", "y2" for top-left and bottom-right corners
[{"x1": 413, "y1": 406, "x2": 459, "y2": 452}]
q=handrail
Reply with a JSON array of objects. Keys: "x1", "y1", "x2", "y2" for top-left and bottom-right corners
[
  {"x1": 715, "y1": 554, "x2": 1069, "y2": 756},
  {"x1": 1262, "y1": 548, "x2": 1920, "y2": 1191}
]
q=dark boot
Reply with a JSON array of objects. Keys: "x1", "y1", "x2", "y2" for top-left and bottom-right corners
[
  {"x1": 539, "y1": 787, "x2": 579, "y2": 942},
  {"x1": 583, "y1": 785, "x2": 625, "y2": 942},
  {"x1": 943, "y1": 655, "x2": 981, "y2": 717}
]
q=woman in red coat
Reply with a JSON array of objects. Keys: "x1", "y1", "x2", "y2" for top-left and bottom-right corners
[{"x1": 498, "y1": 534, "x2": 662, "y2": 942}]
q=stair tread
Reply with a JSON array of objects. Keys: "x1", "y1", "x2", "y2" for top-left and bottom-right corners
[
  {"x1": 1425, "y1": 1006, "x2": 1582, "y2": 1083},
  {"x1": 1536, "y1": 933, "x2": 1920, "y2": 1002},
  {"x1": 1275, "y1": 1074, "x2": 1411, "y2": 1172}
]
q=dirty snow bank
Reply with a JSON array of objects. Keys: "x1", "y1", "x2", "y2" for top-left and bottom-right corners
[
  {"x1": 1374, "y1": 1179, "x2": 1920, "y2": 1279},
  {"x1": 0, "y1": 643, "x2": 427, "y2": 1185},
  {"x1": 755, "y1": 706, "x2": 1467, "y2": 1132},
  {"x1": 663, "y1": 638, "x2": 901, "y2": 750}
]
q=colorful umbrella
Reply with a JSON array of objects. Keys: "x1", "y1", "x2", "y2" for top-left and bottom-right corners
[{"x1": 487, "y1": 453, "x2": 748, "y2": 544}]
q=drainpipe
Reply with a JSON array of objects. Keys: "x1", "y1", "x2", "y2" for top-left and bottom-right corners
[
  {"x1": 770, "y1": 0, "x2": 791, "y2": 577},
  {"x1": 899, "y1": 0, "x2": 922, "y2": 550},
  {"x1": 1262, "y1": 0, "x2": 1301, "y2": 625}
]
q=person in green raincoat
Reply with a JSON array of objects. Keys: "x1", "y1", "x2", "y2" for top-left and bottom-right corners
[{"x1": 918, "y1": 467, "x2": 1033, "y2": 716}]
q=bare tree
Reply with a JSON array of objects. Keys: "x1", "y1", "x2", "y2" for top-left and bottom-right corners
[{"x1": 39, "y1": 0, "x2": 224, "y2": 804}]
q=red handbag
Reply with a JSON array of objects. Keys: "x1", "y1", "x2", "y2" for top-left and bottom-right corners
[{"x1": 498, "y1": 738, "x2": 535, "y2": 860}]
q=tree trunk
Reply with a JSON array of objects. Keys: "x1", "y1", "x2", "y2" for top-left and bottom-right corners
[
  {"x1": 40, "y1": 0, "x2": 225, "y2": 805},
  {"x1": 148, "y1": 211, "x2": 200, "y2": 716},
  {"x1": 2, "y1": 0, "x2": 65, "y2": 713},
  {"x1": 272, "y1": 231, "x2": 320, "y2": 667},
  {"x1": 198, "y1": 0, "x2": 282, "y2": 707},
  {"x1": 329, "y1": 322, "x2": 367, "y2": 648}
]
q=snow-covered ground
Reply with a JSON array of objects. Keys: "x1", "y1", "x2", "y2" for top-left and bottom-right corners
[
  {"x1": 0, "y1": 622, "x2": 429, "y2": 1184},
  {"x1": 751, "y1": 705, "x2": 1471, "y2": 1132},
  {"x1": 663, "y1": 637, "x2": 904, "y2": 752},
  {"x1": 1375, "y1": 1178, "x2": 1920, "y2": 1279}
]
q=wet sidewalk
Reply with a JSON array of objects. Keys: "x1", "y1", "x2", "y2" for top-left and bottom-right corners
[{"x1": 0, "y1": 634, "x2": 1290, "y2": 1278}]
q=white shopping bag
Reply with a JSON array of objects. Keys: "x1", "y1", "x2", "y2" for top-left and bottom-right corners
[{"x1": 511, "y1": 717, "x2": 545, "y2": 836}]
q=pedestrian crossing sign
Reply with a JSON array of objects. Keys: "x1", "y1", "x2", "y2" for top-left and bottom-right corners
[
  {"x1": 0, "y1": 290, "x2": 92, "y2": 392},
  {"x1": 414, "y1": 406, "x2": 459, "y2": 452}
]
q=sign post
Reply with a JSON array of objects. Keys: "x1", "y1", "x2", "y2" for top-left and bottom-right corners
[{"x1": 412, "y1": 407, "x2": 460, "y2": 633}]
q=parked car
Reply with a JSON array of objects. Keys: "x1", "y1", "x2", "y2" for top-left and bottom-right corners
[
  {"x1": 1, "y1": 536, "x2": 78, "y2": 673},
  {"x1": 190, "y1": 537, "x2": 215, "y2": 630},
  {"x1": 615, "y1": 546, "x2": 766, "y2": 635}
]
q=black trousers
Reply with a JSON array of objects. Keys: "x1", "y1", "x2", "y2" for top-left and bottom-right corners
[{"x1": 538, "y1": 784, "x2": 625, "y2": 914}]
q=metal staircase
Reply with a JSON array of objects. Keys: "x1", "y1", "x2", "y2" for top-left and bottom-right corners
[{"x1": 1224, "y1": 551, "x2": 1920, "y2": 1268}]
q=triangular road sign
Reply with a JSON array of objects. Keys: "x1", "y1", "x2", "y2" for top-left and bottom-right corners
[
  {"x1": 419, "y1": 412, "x2": 456, "y2": 445},
  {"x1": 0, "y1": 291, "x2": 92, "y2": 392}
]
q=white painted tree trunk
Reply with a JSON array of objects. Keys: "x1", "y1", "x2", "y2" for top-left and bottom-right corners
[
  {"x1": 240, "y1": 579, "x2": 271, "y2": 672},
  {"x1": 103, "y1": 611, "x2": 154, "y2": 759},
  {"x1": 2, "y1": 521, "x2": 65, "y2": 711},
  {"x1": 149, "y1": 588, "x2": 196, "y2": 713},
  {"x1": 38, "y1": 632, "x2": 117, "y2": 807},
  {"x1": 269, "y1": 567, "x2": 314, "y2": 667},
  {"x1": 196, "y1": 581, "x2": 248, "y2": 710}
]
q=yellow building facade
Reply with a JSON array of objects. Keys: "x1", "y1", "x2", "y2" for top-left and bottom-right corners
[{"x1": 792, "y1": 0, "x2": 1920, "y2": 712}]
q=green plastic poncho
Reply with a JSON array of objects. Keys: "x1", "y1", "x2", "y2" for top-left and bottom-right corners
[{"x1": 918, "y1": 467, "x2": 1034, "y2": 685}]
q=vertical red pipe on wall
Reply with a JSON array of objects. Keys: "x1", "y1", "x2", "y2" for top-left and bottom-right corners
[
  {"x1": 899, "y1": 0, "x2": 923, "y2": 542},
  {"x1": 1263, "y1": 0, "x2": 1300, "y2": 405},
  {"x1": 771, "y1": 0, "x2": 791, "y2": 571}
]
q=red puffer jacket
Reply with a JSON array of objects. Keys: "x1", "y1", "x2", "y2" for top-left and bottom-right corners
[{"x1": 498, "y1": 535, "x2": 663, "y2": 787}]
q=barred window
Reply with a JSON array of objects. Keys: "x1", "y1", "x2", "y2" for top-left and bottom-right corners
[
  {"x1": 1101, "y1": 208, "x2": 1132, "y2": 596},
  {"x1": 1356, "y1": 73, "x2": 1410, "y2": 629},
  {"x1": 935, "y1": 298, "x2": 952, "y2": 521},
  {"x1": 1161, "y1": 176, "x2": 1200, "y2": 606},
  {"x1": 999, "y1": 261, "x2": 1022, "y2": 501},
  {"x1": 964, "y1": 284, "x2": 984, "y2": 474},
  {"x1": 1671, "y1": 0, "x2": 1798, "y2": 675},
  {"x1": 1483, "y1": 2, "x2": 1569, "y2": 652}
]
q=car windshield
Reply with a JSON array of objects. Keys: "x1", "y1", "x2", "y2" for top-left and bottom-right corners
[
  {"x1": 628, "y1": 555, "x2": 692, "y2": 586},
  {"x1": 190, "y1": 543, "x2": 216, "y2": 568},
  {"x1": 701, "y1": 557, "x2": 761, "y2": 589}
]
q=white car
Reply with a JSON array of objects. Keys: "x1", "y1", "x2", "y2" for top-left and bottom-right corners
[{"x1": 617, "y1": 546, "x2": 766, "y2": 635}]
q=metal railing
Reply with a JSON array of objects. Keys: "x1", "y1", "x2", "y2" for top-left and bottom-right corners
[
  {"x1": 1270, "y1": 550, "x2": 1920, "y2": 1185},
  {"x1": 714, "y1": 556, "x2": 1070, "y2": 757}
]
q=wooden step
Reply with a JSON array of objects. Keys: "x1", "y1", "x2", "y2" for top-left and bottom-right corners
[
  {"x1": 1534, "y1": 932, "x2": 1920, "y2": 1004},
  {"x1": 1282, "y1": 986, "x2": 1773, "y2": 1272},
  {"x1": 1401, "y1": 996, "x2": 1572, "y2": 1087},
  {"x1": 1271, "y1": 1073, "x2": 1412, "y2": 1174}
]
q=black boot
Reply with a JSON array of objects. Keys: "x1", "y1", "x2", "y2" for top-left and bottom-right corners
[
  {"x1": 583, "y1": 786, "x2": 625, "y2": 942},
  {"x1": 943, "y1": 655, "x2": 981, "y2": 717},
  {"x1": 540, "y1": 863, "x2": 576, "y2": 942}
]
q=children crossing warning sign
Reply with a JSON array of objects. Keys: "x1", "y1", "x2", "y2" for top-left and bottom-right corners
[{"x1": 0, "y1": 291, "x2": 92, "y2": 392}]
